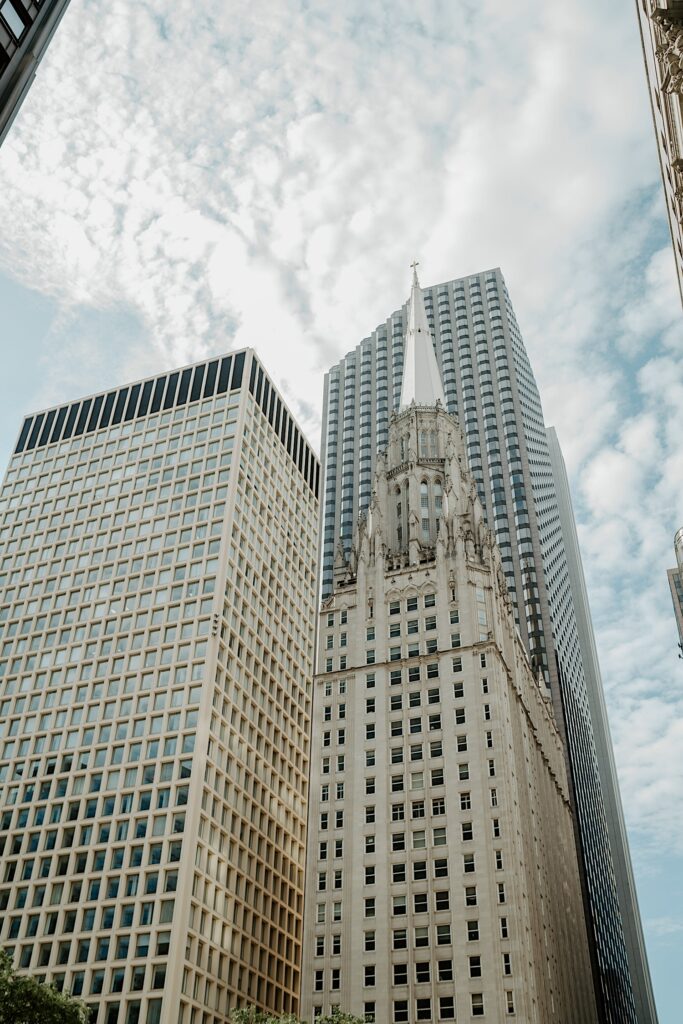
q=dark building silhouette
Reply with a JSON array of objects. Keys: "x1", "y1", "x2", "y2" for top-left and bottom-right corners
[{"x1": 0, "y1": 0, "x2": 70, "y2": 144}]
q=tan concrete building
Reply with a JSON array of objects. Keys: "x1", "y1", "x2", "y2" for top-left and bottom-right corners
[
  {"x1": 301, "y1": 273, "x2": 597, "y2": 1023},
  {"x1": 637, "y1": 0, "x2": 683, "y2": 306},
  {"x1": 0, "y1": 349, "x2": 319, "y2": 1024}
]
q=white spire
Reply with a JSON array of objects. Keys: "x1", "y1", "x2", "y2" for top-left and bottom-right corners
[{"x1": 399, "y1": 261, "x2": 446, "y2": 409}]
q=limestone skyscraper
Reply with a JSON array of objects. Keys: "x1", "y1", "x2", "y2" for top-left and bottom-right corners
[
  {"x1": 317, "y1": 267, "x2": 656, "y2": 1023},
  {"x1": 302, "y1": 270, "x2": 597, "y2": 1022}
]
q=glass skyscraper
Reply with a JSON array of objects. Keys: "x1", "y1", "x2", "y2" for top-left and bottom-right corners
[
  {"x1": 319, "y1": 268, "x2": 656, "y2": 1023},
  {"x1": 0, "y1": 349, "x2": 319, "y2": 1024}
]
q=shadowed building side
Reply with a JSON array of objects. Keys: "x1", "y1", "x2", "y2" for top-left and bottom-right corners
[{"x1": 0, "y1": 0, "x2": 71, "y2": 145}]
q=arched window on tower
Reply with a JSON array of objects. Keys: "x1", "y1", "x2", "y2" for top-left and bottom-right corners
[
  {"x1": 420, "y1": 482, "x2": 430, "y2": 541},
  {"x1": 396, "y1": 498, "x2": 402, "y2": 550},
  {"x1": 429, "y1": 431, "x2": 437, "y2": 457},
  {"x1": 419, "y1": 431, "x2": 428, "y2": 458},
  {"x1": 434, "y1": 480, "x2": 443, "y2": 531}
]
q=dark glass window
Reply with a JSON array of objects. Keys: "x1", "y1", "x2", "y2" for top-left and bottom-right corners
[
  {"x1": 26, "y1": 413, "x2": 45, "y2": 450},
  {"x1": 124, "y1": 384, "x2": 141, "y2": 421},
  {"x1": 189, "y1": 365, "x2": 205, "y2": 402},
  {"x1": 111, "y1": 390, "x2": 128, "y2": 426},
  {"x1": 232, "y1": 351, "x2": 245, "y2": 389},
  {"x1": 176, "y1": 369, "x2": 192, "y2": 406},
  {"x1": 49, "y1": 407, "x2": 68, "y2": 444},
  {"x1": 137, "y1": 379, "x2": 154, "y2": 416},
  {"x1": 217, "y1": 356, "x2": 232, "y2": 394},
  {"x1": 150, "y1": 376, "x2": 166, "y2": 413},
  {"x1": 99, "y1": 392, "x2": 116, "y2": 429},
  {"x1": 86, "y1": 395, "x2": 104, "y2": 431},
  {"x1": 38, "y1": 409, "x2": 56, "y2": 446},
  {"x1": 162, "y1": 373, "x2": 179, "y2": 410},
  {"x1": 203, "y1": 360, "x2": 218, "y2": 398},
  {"x1": 62, "y1": 404, "x2": 80, "y2": 440},
  {"x1": 74, "y1": 399, "x2": 93, "y2": 436},
  {"x1": 15, "y1": 417, "x2": 33, "y2": 453}
]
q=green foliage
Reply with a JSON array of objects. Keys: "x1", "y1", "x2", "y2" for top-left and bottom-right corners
[
  {"x1": 229, "y1": 1008, "x2": 365, "y2": 1024},
  {"x1": 0, "y1": 950, "x2": 88, "y2": 1024}
]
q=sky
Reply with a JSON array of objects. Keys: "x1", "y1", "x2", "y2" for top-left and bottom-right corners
[{"x1": 0, "y1": 0, "x2": 682, "y2": 1017}]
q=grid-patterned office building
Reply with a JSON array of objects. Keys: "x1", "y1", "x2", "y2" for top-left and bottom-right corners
[
  {"x1": 0, "y1": 349, "x2": 319, "y2": 1024},
  {"x1": 319, "y1": 268, "x2": 656, "y2": 1023},
  {"x1": 0, "y1": 0, "x2": 71, "y2": 145}
]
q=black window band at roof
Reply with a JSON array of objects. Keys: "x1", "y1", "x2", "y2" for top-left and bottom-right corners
[
  {"x1": 13, "y1": 353, "x2": 247, "y2": 457},
  {"x1": 12, "y1": 350, "x2": 318, "y2": 497}
]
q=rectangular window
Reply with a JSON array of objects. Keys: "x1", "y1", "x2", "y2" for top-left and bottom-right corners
[
  {"x1": 434, "y1": 858, "x2": 448, "y2": 878},
  {"x1": 412, "y1": 861, "x2": 427, "y2": 881},
  {"x1": 393, "y1": 1001, "x2": 409, "y2": 1024},
  {"x1": 467, "y1": 920, "x2": 480, "y2": 941},
  {"x1": 435, "y1": 891, "x2": 450, "y2": 911},
  {"x1": 416, "y1": 998, "x2": 431, "y2": 1021},
  {"x1": 393, "y1": 963, "x2": 408, "y2": 985},
  {"x1": 436, "y1": 924, "x2": 451, "y2": 945}
]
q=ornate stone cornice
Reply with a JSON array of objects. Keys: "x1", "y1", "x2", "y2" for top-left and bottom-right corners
[{"x1": 652, "y1": 2, "x2": 683, "y2": 93}]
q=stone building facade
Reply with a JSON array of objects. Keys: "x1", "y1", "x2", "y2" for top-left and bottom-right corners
[{"x1": 302, "y1": 277, "x2": 597, "y2": 1023}]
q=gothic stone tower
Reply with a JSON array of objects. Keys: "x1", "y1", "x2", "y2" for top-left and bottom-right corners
[{"x1": 301, "y1": 273, "x2": 597, "y2": 1024}]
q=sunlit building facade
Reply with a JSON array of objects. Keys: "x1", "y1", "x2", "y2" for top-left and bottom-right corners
[
  {"x1": 302, "y1": 272, "x2": 597, "y2": 1023},
  {"x1": 0, "y1": 349, "x2": 319, "y2": 1024}
]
